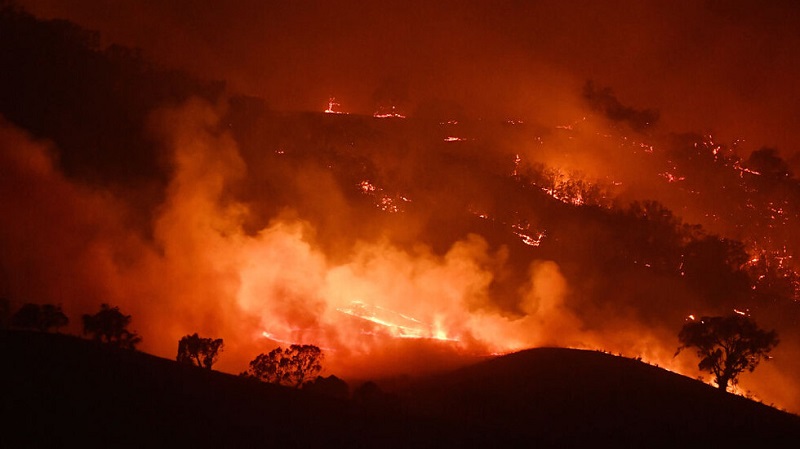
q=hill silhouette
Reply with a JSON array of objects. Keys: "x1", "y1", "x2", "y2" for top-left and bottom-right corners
[
  {"x1": 2, "y1": 331, "x2": 798, "y2": 448},
  {"x1": 400, "y1": 347, "x2": 800, "y2": 447}
]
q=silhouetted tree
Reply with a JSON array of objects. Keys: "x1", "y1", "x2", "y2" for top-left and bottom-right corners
[
  {"x1": 244, "y1": 344, "x2": 323, "y2": 388},
  {"x1": 10, "y1": 302, "x2": 68, "y2": 332},
  {"x1": 82, "y1": 304, "x2": 141, "y2": 349},
  {"x1": 176, "y1": 333, "x2": 224, "y2": 370},
  {"x1": 676, "y1": 314, "x2": 778, "y2": 391},
  {"x1": 303, "y1": 375, "x2": 349, "y2": 399}
]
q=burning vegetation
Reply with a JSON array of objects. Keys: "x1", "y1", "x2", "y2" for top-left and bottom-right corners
[{"x1": 2, "y1": 2, "x2": 800, "y2": 415}]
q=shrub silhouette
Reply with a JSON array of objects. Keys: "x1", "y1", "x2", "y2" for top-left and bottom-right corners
[
  {"x1": 11, "y1": 302, "x2": 68, "y2": 332},
  {"x1": 352, "y1": 381, "x2": 399, "y2": 410},
  {"x1": 82, "y1": 304, "x2": 141, "y2": 349},
  {"x1": 176, "y1": 333, "x2": 224, "y2": 370},
  {"x1": 303, "y1": 375, "x2": 349, "y2": 399},
  {"x1": 676, "y1": 314, "x2": 778, "y2": 391},
  {"x1": 244, "y1": 344, "x2": 323, "y2": 388}
]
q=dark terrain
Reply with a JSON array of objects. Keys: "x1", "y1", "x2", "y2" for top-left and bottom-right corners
[{"x1": 2, "y1": 330, "x2": 798, "y2": 448}]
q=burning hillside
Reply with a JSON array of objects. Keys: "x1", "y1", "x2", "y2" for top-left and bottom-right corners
[{"x1": 2, "y1": 1, "x2": 800, "y2": 414}]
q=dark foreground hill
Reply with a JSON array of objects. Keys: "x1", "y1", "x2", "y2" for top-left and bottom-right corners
[
  {"x1": 399, "y1": 347, "x2": 800, "y2": 447},
  {"x1": 2, "y1": 331, "x2": 799, "y2": 448}
]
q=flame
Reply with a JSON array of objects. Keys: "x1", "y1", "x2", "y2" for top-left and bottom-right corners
[
  {"x1": 2, "y1": 99, "x2": 798, "y2": 411},
  {"x1": 358, "y1": 179, "x2": 410, "y2": 213},
  {"x1": 373, "y1": 105, "x2": 406, "y2": 118},
  {"x1": 335, "y1": 301, "x2": 458, "y2": 342},
  {"x1": 324, "y1": 97, "x2": 347, "y2": 114}
]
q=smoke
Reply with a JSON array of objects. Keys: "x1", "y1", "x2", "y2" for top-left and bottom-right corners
[
  {"x1": 4, "y1": 0, "x2": 800, "y2": 413},
  {"x1": 0, "y1": 99, "x2": 687, "y2": 375},
  {"x1": 0, "y1": 102, "x2": 590, "y2": 377}
]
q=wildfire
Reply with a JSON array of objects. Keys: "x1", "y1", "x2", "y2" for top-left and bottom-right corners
[
  {"x1": 373, "y1": 105, "x2": 406, "y2": 119},
  {"x1": 472, "y1": 210, "x2": 547, "y2": 248},
  {"x1": 358, "y1": 179, "x2": 411, "y2": 213},
  {"x1": 324, "y1": 97, "x2": 347, "y2": 114},
  {"x1": 659, "y1": 171, "x2": 685, "y2": 183},
  {"x1": 511, "y1": 222, "x2": 546, "y2": 247},
  {"x1": 336, "y1": 301, "x2": 458, "y2": 342}
]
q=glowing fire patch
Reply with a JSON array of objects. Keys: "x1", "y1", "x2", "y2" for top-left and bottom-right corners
[
  {"x1": 659, "y1": 171, "x2": 686, "y2": 183},
  {"x1": 324, "y1": 97, "x2": 348, "y2": 114},
  {"x1": 358, "y1": 179, "x2": 411, "y2": 213},
  {"x1": 373, "y1": 105, "x2": 406, "y2": 119},
  {"x1": 473, "y1": 210, "x2": 547, "y2": 247},
  {"x1": 336, "y1": 301, "x2": 458, "y2": 342}
]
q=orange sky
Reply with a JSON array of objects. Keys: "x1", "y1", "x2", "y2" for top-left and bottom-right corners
[
  {"x1": 18, "y1": 0, "x2": 800, "y2": 160},
  {"x1": 4, "y1": 0, "x2": 800, "y2": 412}
]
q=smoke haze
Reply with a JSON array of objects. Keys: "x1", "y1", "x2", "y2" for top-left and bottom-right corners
[{"x1": 3, "y1": 0, "x2": 800, "y2": 413}]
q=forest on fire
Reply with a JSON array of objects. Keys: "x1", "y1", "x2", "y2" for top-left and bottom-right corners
[{"x1": 2, "y1": 2, "x2": 800, "y2": 414}]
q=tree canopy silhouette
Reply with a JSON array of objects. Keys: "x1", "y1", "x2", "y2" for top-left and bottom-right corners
[
  {"x1": 243, "y1": 344, "x2": 323, "y2": 388},
  {"x1": 176, "y1": 333, "x2": 224, "y2": 370},
  {"x1": 82, "y1": 304, "x2": 141, "y2": 349},
  {"x1": 303, "y1": 375, "x2": 349, "y2": 399},
  {"x1": 11, "y1": 302, "x2": 69, "y2": 332},
  {"x1": 676, "y1": 314, "x2": 778, "y2": 391}
]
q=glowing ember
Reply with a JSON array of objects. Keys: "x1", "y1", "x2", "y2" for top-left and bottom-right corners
[
  {"x1": 515, "y1": 231, "x2": 546, "y2": 247},
  {"x1": 324, "y1": 97, "x2": 347, "y2": 114},
  {"x1": 472, "y1": 210, "x2": 547, "y2": 247},
  {"x1": 511, "y1": 153, "x2": 521, "y2": 177},
  {"x1": 359, "y1": 180, "x2": 377, "y2": 193},
  {"x1": 358, "y1": 179, "x2": 410, "y2": 213},
  {"x1": 659, "y1": 171, "x2": 685, "y2": 183},
  {"x1": 373, "y1": 105, "x2": 406, "y2": 118}
]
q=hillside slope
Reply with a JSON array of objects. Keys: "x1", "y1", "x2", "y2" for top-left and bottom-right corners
[
  {"x1": 2, "y1": 331, "x2": 798, "y2": 448},
  {"x1": 399, "y1": 347, "x2": 800, "y2": 447},
  {"x1": 0, "y1": 331, "x2": 447, "y2": 448}
]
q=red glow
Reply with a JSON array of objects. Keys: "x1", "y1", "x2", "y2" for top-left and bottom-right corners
[
  {"x1": 373, "y1": 105, "x2": 406, "y2": 119},
  {"x1": 324, "y1": 97, "x2": 347, "y2": 114}
]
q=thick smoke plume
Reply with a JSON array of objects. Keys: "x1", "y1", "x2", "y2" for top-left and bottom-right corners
[
  {"x1": 3, "y1": 0, "x2": 800, "y2": 413},
  {"x1": 0, "y1": 100, "x2": 703, "y2": 383}
]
